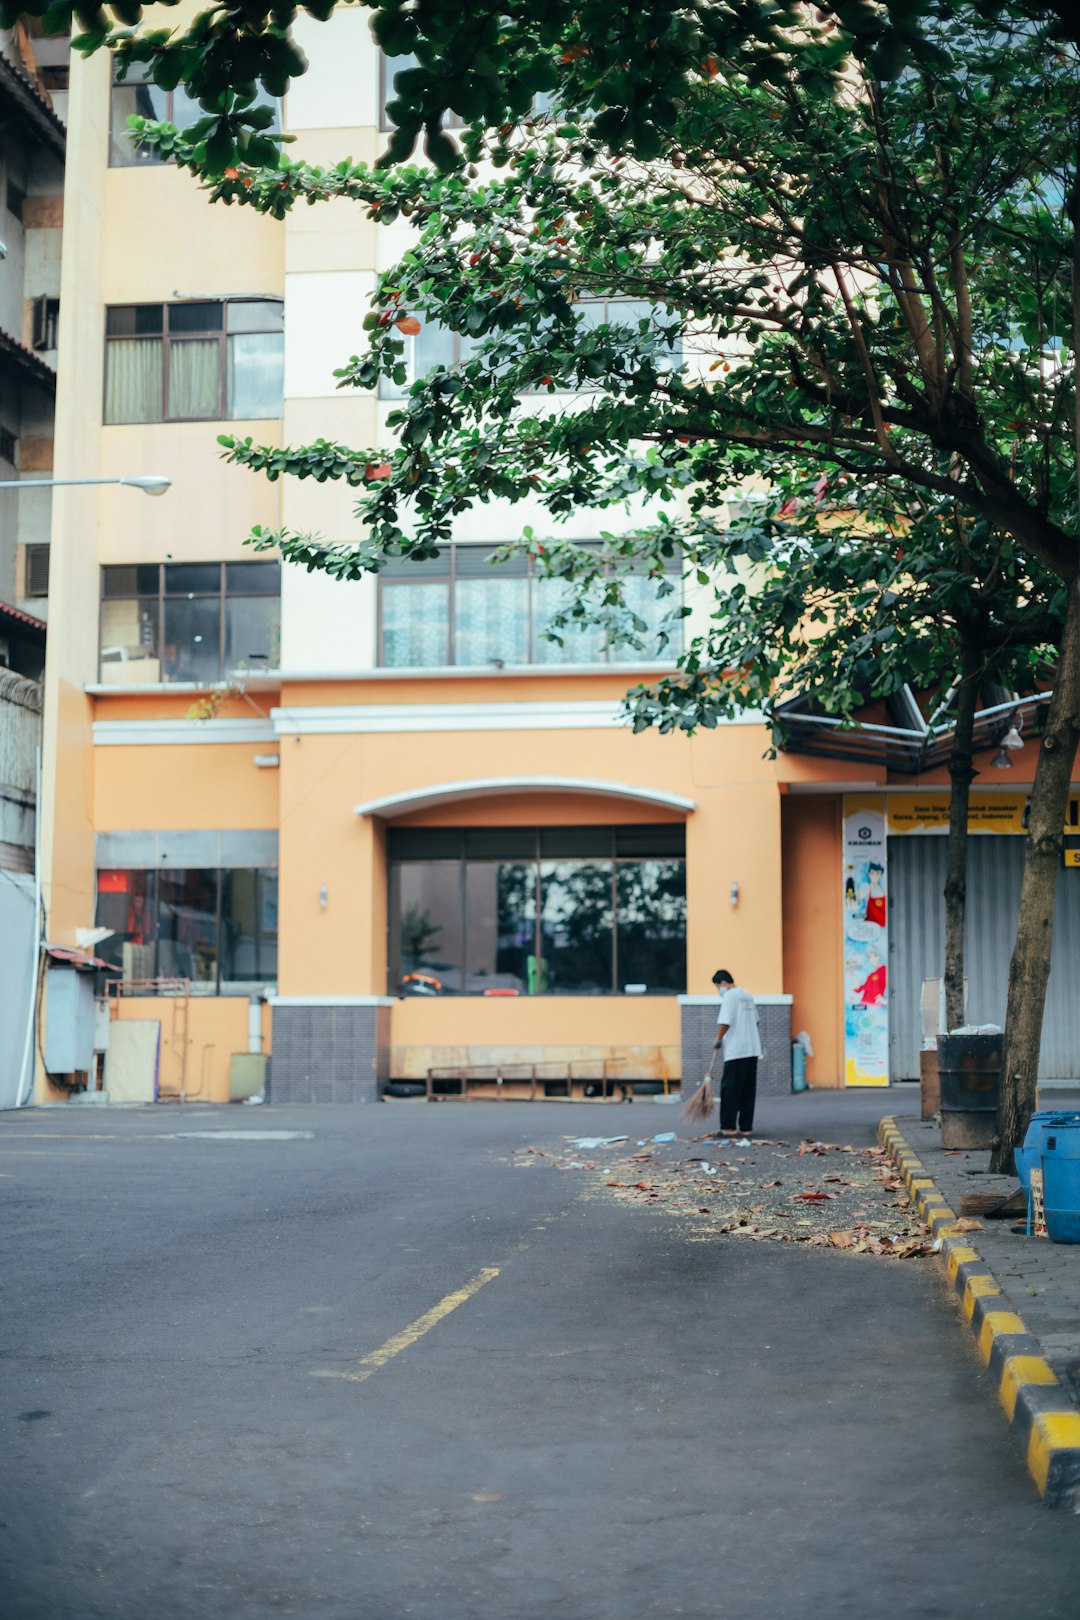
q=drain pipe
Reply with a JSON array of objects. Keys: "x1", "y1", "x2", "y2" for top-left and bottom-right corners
[{"x1": 248, "y1": 994, "x2": 264, "y2": 1054}]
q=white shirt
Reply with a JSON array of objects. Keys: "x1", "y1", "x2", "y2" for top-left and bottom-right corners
[{"x1": 717, "y1": 986, "x2": 762, "y2": 1061}]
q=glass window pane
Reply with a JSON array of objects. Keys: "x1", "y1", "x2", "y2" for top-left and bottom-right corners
[
  {"x1": 158, "y1": 869, "x2": 219, "y2": 988},
  {"x1": 532, "y1": 577, "x2": 605, "y2": 665},
  {"x1": 225, "y1": 594, "x2": 280, "y2": 673},
  {"x1": 616, "y1": 859, "x2": 686, "y2": 994},
  {"x1": 614, "y1": 824, "x2": 686, "y2": 858},
  {"x1": 412, "y1": 320, "x2": 457, "y2": 380},
  {"x1": 380, "y1": 581, "x2": 449, "y2": 666},
  {"x1": 220, "y1": 869, "x2": 278, "y2": 986},
  {"x1": 454, "y1": 576, "x2": 529, "y2": 666},
  {"x1": 103, "y1": 564, "x2": 159, "y2": 597},
  {"x1": 225, "y1": 561, "x2": 281, "y2": 595},
  {"x1": 95, "y1": 870, "x2": 156, "y2": 981},
  {"x1": 104, "y1": 337, "x2": 163, "y2": 424},
  {"x1": 168, "y1": 337, "x2": 221, "y2": 419},
  {"x1": 226, "y1": 331, "x2": 284, "y2": 419},
  {"x1": 539, "y1": 827, "x2": 613, "y2": 859},
  {"x1": 100, "y1": 596, "x2": 160, "y2": 683},
  {"x1": 388, "y1": 828, "x2": 462, "y2": 860},
  {"x1": 462, "y1": 829, "x2": 535, "y2": 860},
  {"x1": 107, "y1": 306, "x2": 163, "y2": 337},
  {"x1": 539, "y1": 860, "x2": 613, "y2": 993},
  {"x1": 390, "y1": 863, "x2": 464, "y2": 995},
  {"x1": 609, "y1": 572, "x2": 682, "y2": 659},
  {"x1": 227, "y1": 300, "x2": 285, "y2": 333},
  {"x1": 110, "y1": 80, "x2": 167, "y2": 165},
  {"x1": 168, "y1": 303, "x2": 223, "y2": 334},
  {"x1": 165, "y1": 563, "x2": 221, "y2": 596},
  {"x1": 168, "y1": 81, "x2": 205, "y2": 132},
  {"x1": 162, "y1": 596, "x2": 222, "y2": 682},
  {"x1": 465, "y1": 862, "x2": 535, "y2": 994}
]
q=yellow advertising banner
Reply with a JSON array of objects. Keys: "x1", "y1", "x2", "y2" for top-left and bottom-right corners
[{"x1": 887, "y1": 793, "x2": 1080, "y2": 837}]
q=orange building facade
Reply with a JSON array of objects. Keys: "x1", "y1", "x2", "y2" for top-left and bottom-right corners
[{"x1": 34, "y1": 18, "x2": 1080, "y2": 1106}]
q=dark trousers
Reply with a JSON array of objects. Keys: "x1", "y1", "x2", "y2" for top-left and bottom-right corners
[{"x1": 719, "y1": 1056, "x2": 757, "y2": 1133}]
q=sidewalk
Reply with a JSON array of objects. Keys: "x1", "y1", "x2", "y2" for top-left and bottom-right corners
[{"x1": 890, "y1": 1108, "x2": 1080, "y2": 1408}]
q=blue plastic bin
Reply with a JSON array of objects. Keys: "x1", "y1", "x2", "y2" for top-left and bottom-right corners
[
  {"x1": 1015, "y1": 1111, "x2": 1080, "y2": 1191},
  {"x1": 1041, "y1": 1122, "x2": 1080, "y2": 1244}
]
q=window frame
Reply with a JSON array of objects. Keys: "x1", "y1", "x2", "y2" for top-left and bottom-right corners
[
  {"x1": 103, "y1": 299, "x2": 284, "y2": 426},
  {"x1": 387, "y1": 825, "x2": 687, "y2": 998},
  {"x1": 376, "y1": 541, "x2": 680, "y2": 670},
  {"x1": 99, "y1": 559, "x2": 281, "y2": 685},
  {"x1": 109, "y1": 65, "x2": 279, "y2": 168}
]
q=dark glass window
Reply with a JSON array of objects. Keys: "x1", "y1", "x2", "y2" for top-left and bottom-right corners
[
  {"x1": 110, "y1": 64, "x2": 278, "y2": 166},
  {"x1": 378, "y1": 542, "x2": 680, "y2": 669},
  {"x1": 105, "y1": 301, "x2": 284, "y2": 424},
  {"x1": 100, "y1": 561, "x2": 280, "y2": 685},
  {"x1": 95, "y1": 867, "x2": 278, "y2": 993},
  {"x1": 388, "y1": 826, "x2": 685, "y2": 996}
]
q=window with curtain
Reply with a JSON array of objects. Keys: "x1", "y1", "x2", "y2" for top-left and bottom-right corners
[
  {"x1": 96, "y1": 867, "x2": 279, "y2": 993},
  {"x1": 110, "y1": 64, "x2": 278, "y2": 166},
  {"x1": 388, "y1": 825, "x2": 686, "y2": 996},
  {"x1": 105, "y1": 301, "x2": 284, "y2": 424},
  {"x1": 378, "y1": 543, "x2": 681, "y2": 669},
  {"x1": 100, "y1": 560, "x2": 280, "y2": 684}
]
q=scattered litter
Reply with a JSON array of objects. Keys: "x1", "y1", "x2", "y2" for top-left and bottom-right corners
[
  {"x1": 653, "y1": 1132, "x2": 677, "y2": 1144},
  {"x1": 568, "y1": 1136, "x2": 630, "y2": 1149}
]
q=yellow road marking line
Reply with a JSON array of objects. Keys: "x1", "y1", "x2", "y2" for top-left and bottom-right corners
[{"x1": 313, "y1": 1267, "x2": 500, "y2": 1383}]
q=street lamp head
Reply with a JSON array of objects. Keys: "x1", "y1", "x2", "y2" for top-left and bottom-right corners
[{"x1": 118, "y1": 475, "x2": 171, "y2": 496}]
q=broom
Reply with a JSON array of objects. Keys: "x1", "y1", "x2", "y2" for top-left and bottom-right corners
[{"x1": 683, "y1": 1047, "x2": 719, "y2": 1124}]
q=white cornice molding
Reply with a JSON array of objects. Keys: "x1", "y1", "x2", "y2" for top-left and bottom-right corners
[
  {"x1": 275, "y1": 700, "x2": 763, "y2": 736},
  {"x1": 354, "y1": 776, "x2": 697, "y2": 817},
  {"x1": 93, "y1": 719, "x2": 276, "y2": 747}
]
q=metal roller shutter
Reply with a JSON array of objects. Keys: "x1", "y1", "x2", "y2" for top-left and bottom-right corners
[{"x1": 887, "y1": 835, "x2": 1080, "y2": 1083}]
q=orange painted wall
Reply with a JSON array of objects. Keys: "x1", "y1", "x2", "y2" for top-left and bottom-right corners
[
  {"x1": 781, "y1": 795, "x2": 842, "y2": 1087},
  {"x1": 94, "y1": 744, "x2": 280, "y2": 830},
  {"x1": 393, "y1": 995, "x2": 680, "y2": 1076},
  {"x1": 111, "y1": 995, "x2": 254, "y2": 1105}
]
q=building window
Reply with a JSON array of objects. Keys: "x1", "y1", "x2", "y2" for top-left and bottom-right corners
[
  {"x1": 24, "y1": 543, "x2": 50, "y2": 598},
  {"x1": 380, "y1": 299, "x2": 681, "y2": 399},
  {"x1": 104, "y1": 301, "x2": 284, "y2": 424},
  {"x1": 380, "y1": 53, "x2": 464, "y2": 131},
  {"x1": 95, "y1": 867, "x2": 279, "y2": 993},
  {"x1": 110, "y1": 65, "x2": 279, "y2": 166},
  {"x1": 31, "y1": 295, "x2": 59, "y2": 352},
  {"x1": 99, "y1": 560, "x2": 280, "y2": 685},
  {"x1": 0, "y1": 428, "x2": 15, "y2": 465},
  {"x1": 378, "y1": 542, "x2": 681, "y2": 669},
  {"x1": 6, "y1": 180, "x2": 24, "y2": 221},
  {"x1": 388, "y1": 825, "x2": 686, "y2": 997}
]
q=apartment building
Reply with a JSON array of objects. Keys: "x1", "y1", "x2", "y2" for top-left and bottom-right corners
[{"x1": 33, "y1": 12, "x2": 1080, "y2": 1106}]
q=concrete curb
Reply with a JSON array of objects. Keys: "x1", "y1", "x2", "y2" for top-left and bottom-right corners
[{"x1": 878, "y1": 1116, "x2": 1080, "y2": 1511}]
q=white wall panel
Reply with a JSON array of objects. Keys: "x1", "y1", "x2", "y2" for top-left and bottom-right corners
[
  {"x1": 284, "y1": 271, "x2": 375, "y2": 398},
  {"x1": 280, "y1": 559, "x2": 376, "y2": 671},
  {"x1": 288, "y1": 11, "x2": 379, "y2": 130}
]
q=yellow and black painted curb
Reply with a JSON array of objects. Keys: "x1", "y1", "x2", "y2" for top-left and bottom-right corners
[{"x1": 878, "y1": 1116, "x2": 1080, "y2": 1511}]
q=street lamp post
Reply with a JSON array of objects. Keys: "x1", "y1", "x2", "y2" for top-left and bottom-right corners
[{"x1": 0, "y1": 475, "x2": 171, "y2": 495}]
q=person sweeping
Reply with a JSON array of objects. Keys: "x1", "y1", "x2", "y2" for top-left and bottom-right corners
[{"x1": 685, "y1": 969, "x2": 763, "y2": 1132}]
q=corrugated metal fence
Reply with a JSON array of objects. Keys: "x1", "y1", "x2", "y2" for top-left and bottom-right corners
[{"x1": 888, "y1": 835, "x2": 1080, "y2": 1083}]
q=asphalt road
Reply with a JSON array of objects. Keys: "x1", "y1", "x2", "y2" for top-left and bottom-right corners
[{"x1": 2, "y1": 1090, "x2": 1078, "y2": 1620}]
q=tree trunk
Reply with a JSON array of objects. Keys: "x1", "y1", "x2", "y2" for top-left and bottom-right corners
[
  {"x1": 991, "y1": 576, "x2": 1080, "y2": 1172},
  {"x1": 943, "y1": 643, "x2": 980, "y2": 1033}
]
